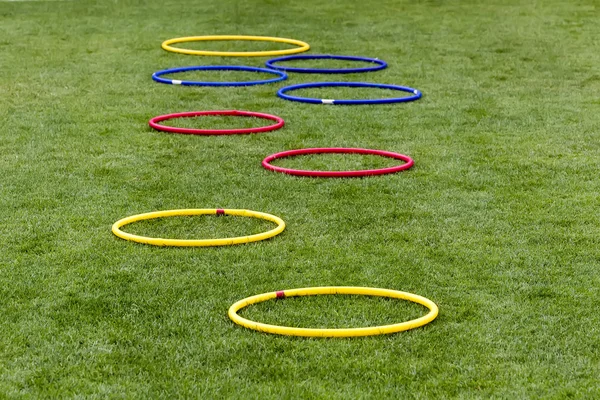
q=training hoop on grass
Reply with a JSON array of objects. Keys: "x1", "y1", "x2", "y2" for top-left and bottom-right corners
[
  {"x1": 228, "y1": 286, "x2": 438, "y2": 337},
  {"x1": 152, "y1": 66, "x2": 287, "y2": 86},
  {"x1": 112, "y1": 209, "x2": 285, "y2": 247},
  {"x1": 149, "y1": 110, "x2": 285, "y2": 135},
  {"x1": 265, "y1": 54, "x2": 387, "y2": 74},
  {"x1": 277, "y1": 82, "x2": 421, "y2": 105},
  {"x1": 161, "y1": 35, "x2": 310, "y2": 57},
  {"x1": 262, "y1": 147, "x2": 414, "y2": 177}
]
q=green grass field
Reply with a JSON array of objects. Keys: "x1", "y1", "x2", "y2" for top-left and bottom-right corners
[{"x1": 1, "y1": 0, "x2": 599, "y2": 397}]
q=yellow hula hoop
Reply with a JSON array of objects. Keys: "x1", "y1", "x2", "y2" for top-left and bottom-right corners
[
  {"x1": 161, "y1": 35, "x2": 310, "y2": 57},
  {"x1": 112, "y1": 209, "x2": 285, "y2": 247},
  {"x1": 228, "y1": 286, "x2": 438, "y2": 337}
]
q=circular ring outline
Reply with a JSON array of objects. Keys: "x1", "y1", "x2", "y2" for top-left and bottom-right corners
[
  {"x1": 152, "y1": 66, "x2": 287, "y2": 87},
  {"x1": 161, "y1": 35, "x2": 310, "y2": 57},
  {"x1": 265, "y1": 54, "x2": 387, "y2": 74},
  {"x1": 262, "y1": 147, "x2": 414, "y2": 177},
  {"x1": 228, "y1": 286, "x2": 438, "y2": 337},
  {"x1": 277, "y1": 82, "x2": 422, "y2": 105},
  {"x1": 149, "y1": 110, "x2": 285, "y2": 135},
  {"x1": 112, "y1": 209, "x2": 285, "y2": 247}
]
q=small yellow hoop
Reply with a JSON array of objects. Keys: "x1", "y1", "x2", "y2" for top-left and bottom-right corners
[
  {"x1": 229, "y1": 286, "x2": 438, "y2": 337},
  {"x1": 112, "y1": 208, "x2": 285, "y2": 247},
  {"x1": 161, "y1": 35, "x2": 310, "y2": 57}
]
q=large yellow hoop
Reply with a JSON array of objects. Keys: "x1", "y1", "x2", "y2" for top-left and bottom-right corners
[
  {"x1": 112, "y1": 208, "x2": 285, "y2": 247},
  {"x1": 161, "y1": 35, "x2": 310, "y2": 57},
  {"x1": 229, "y1": 286, "x2": 438, "y2": 337}
]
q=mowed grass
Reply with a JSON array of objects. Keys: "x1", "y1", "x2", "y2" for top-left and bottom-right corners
[{"x1": 1, "y1": 0, "x2": 599, "y2": 398}]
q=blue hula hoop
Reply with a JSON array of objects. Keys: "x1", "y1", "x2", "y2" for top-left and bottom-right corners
[
  {"x1": 152, "y1": 65, "x2": 287, "y2": 87},
  {"x1": 265, "y1": 54, "x2": 387, "y2": 74},
  {"x1": 277, "y1": 82, "x2": 422, "y2": 105}
]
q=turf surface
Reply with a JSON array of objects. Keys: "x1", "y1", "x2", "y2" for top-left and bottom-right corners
[{"x1": 1, "y1": 0, "x2": 600, "y2": 397}]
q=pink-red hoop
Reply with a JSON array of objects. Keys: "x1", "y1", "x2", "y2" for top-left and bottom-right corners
[
  {"x1": 262, "y1": 148, "x2": 414, "y2": 177},
  {"x1": 149, "y1": 110, "x2": 285, "y2": 135}
]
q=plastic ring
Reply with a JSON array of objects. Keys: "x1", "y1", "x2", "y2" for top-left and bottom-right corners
[
  {"x1": 152, "y1": 66, "x2": 287, "y2": 87},
  {"x1": 149, "y1": 110, "x2": 285, "y2": 135},
  {"x1": 112, "y1": 209, "x2": 285, "y2": 247},
  {"x1": 265, "y1": 54, "x2": 387, "y2": 74},
  {"x1": 161, "y1": 35, "x2": 310, "y2": 57},
  {"x1": 277, "y1": 82, "x2": 421, "y2": 105},
  {"x1": 228, "y1": 286, "x2": 438, "y2": 337},
  {"x1": 262, "y1": 147, "x2": 414, "y2": 178}
]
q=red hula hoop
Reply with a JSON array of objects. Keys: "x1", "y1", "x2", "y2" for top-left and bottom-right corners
[
  {"x1": 262, "y1": 148, "x2": 414, "y2": 177},
  {"x1": 148, "y1": 110, "x2": 285, "y2": 135}
]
